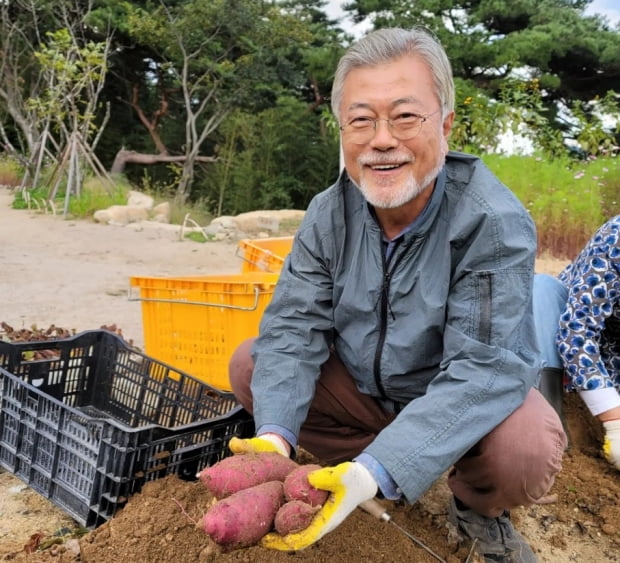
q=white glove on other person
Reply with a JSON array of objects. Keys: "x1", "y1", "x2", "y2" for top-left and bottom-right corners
[{"x1": 603, "y1": 419, "x2": 620, "y2": 470}]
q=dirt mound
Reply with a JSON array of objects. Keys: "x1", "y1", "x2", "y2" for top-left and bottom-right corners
[{"x1": 5, "y1": 396, "x2": 619, "y2": 562}]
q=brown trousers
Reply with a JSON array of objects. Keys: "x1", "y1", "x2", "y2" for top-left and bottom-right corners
[{"x1": 229, "y1": 338, "x2": 567, "y2": 517}]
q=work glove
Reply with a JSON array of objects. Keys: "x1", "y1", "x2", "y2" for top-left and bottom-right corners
[
  {"x1": 229, "y1": 434, "x2": 289, "y2": 457},
  {"x1": 260, "y1": 461, "x2": 378, "y2": 551},
  {"x1": 602, "y1": 420, "x2": 620, "y2": 470}
]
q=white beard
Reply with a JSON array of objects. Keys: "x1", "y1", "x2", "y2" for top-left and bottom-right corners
[{"x1": 357, "y1": 156, "x2": 446, "y2": 209}]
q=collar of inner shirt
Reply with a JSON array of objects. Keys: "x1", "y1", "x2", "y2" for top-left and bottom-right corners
[
  {"x1": 367, "y1": 166, "x2": 446, "y2": 260},
  {"x1": 377, "y1": 202, "x2": 428, "y2": 260}
]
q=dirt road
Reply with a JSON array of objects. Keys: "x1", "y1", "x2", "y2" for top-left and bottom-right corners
[{"x1": 1, "y1": 189, "x2": 241, "y2": 349}]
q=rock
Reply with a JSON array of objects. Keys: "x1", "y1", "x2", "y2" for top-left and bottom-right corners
[
  {"x1": 203, "y1": 224, "x2": 225, "y2": 236},
  {"x1": 65, "y1": 538, "x2": 81, "y2": 557},
  {"x1": 93, "y1": 205, "x2": 149, "y2": 225},
  {"x1": 210, "y1": 216, "x2": 237, "y2": 230},
  {"x1": 229, "y1": 210, "x2": 304, "y2": 234},
  {"x1": 92, "y1": 200, "x2": 305, "y2": 242},
  {"x1": 127, "y1": 190, "x2": 154, "y2": 209},
  {"x1": 231, "y1": 212, "x2": 279, "y2": 233},
  {"x1": 151, "y1": 202, "x2": 171, "y2": 223}
]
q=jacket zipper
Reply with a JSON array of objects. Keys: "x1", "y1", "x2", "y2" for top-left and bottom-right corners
[
  {"x1": 373, "y1": 237, "x2": 407, "y2": 399},
  {"x1": 371, "y1": 242, "x2": 493, "y2": 400},
  {"x1": 478, "y1": 272, "x2": 492, "y2": 345}
]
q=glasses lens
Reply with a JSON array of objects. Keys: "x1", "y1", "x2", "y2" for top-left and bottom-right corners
[{"x1": 343, "y1": 118, "x2": 424, "y2": 144}]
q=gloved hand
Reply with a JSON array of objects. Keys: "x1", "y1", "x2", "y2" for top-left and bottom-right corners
[
  {"x1": 602, "y1": 419, "x2": 620, "y2": 470},
  {"x1": 260, "y1": 461, "x2": 378, "y2": 551},
  {"x1": 229, "y1": 434, "x2": 290, "y2": 457}
]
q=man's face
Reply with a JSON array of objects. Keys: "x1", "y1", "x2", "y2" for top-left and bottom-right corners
[{"x1": 339, "y1": 55, "x2": 454, "y2": 209}]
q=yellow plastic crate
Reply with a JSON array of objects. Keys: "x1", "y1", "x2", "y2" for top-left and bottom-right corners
[
  {"x1": 236, "y1": 236, "x2": 294, "y2": 273},
  {"x1": 129, "y1": 273, "x2": 280, "y2": 391}
]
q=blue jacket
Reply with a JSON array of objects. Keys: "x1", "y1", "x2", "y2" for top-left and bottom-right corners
[{"x1": 251, "y1": 151, "x2": 539, "y2": 502}]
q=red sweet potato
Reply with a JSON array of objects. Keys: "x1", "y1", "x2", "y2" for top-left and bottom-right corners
[
  {"x1": 274, "y1": 500, "x2": 321, "y2": 535},
  {"x1": 202, "y1": 480, "x2": 285, "y2": 548},
  {"x1": 197, "y1": 452, "x2": 298, "y2": 498},
  {"x1": 283, "y1": 464, "x2": 328, "y2": 506}
]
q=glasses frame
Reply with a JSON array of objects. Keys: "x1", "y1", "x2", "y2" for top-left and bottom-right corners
[{"x1": 339, "y1": 108, "x2": 442, "y2": 145}]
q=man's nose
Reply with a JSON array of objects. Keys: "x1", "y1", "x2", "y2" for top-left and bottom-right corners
[{"x1": 369, "y1": 119, "x2": 399, "y2": 149}]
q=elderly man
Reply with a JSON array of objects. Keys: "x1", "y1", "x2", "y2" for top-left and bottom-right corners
[{"x1": 229, "y1": 27, "x2": 566, "y2": 562}]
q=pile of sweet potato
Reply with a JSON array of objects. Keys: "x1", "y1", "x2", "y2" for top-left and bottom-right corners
[{"x1": 197, "y1": 453, "x2": 328, "y2": 548}]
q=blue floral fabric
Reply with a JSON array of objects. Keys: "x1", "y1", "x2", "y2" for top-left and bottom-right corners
[{"x1": 557, "y1": 215, "x2": 620, "y2": 392}]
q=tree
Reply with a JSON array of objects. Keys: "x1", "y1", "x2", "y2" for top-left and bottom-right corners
[
  {"x1": 0, "y1": 0, "x2": 52, "y2": 162},
  {"x1": 206, "y1": 97, "x2": 340, "y2": 216},
  {"x1": 343, "y1": 0, "x2": 620, "y2": 153},
  {"x1": 0, "y1": 0, "x2": 117, "y2": 204},
  {"x1": 123, "y1": 0, "x2": 317, "y2": 203},
  {"x1": 30, "y1": 28, "x2": 114, "y2": 213}
]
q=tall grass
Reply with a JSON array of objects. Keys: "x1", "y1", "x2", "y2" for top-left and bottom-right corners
[
  {"x1": 68, "y1": 177, "x2": 130, "y2": 218},
  {"x1": 11, "y1": 176, "x2": 132, "y2": 217},
  {"x1": 483, "y1": 153, "x2": 619, "y2": 259},
  {"x1": 0, "y1": 156, "x2": 22, "y2": 187}
]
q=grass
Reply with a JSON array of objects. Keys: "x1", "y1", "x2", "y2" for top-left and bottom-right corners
[
  {"x1": 68, "y1": 177, "x2": 131, "y2": 218},
  {"x1": 0, "y1": 156, "x2": 22, "y2": 187},
  {"x1": 482, "y1": 153, "x2": 619, "y2": 258}
]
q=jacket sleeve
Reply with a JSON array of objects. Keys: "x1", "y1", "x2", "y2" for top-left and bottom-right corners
[{"x1": 250, "y1": 194, "x2": 337, "y2": 439}]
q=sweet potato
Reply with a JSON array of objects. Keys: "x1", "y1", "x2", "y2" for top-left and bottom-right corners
[
  {"x1": 197, "y1": 452, "x2": 298, "y2": 498},
  {"x1": 274, "y1": 500, "x2": 321, "y2": 535},
  {"x1": 283, "y1": 464, "x2": 328, "y2": 506},
  {"x1": 202, "y1": 480, "x2": 285, "y2": 548}
]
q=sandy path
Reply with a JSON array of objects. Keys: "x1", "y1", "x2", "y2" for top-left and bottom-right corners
[{"x1": 1, "y1": 188, "x2": 241, "y2": 349}]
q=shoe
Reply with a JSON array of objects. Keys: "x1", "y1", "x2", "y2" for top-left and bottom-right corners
[{"x1": 448, "y1": 497, "x2": 538, "y2": 562}]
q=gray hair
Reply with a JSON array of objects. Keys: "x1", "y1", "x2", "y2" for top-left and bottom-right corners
[{"x1": 331, "y1": 27, "x2": 455, "y2": 123}]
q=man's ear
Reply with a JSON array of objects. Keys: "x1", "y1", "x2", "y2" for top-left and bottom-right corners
[{"x1": 442, "y1": 110, "x2": 455, "y2": 139}]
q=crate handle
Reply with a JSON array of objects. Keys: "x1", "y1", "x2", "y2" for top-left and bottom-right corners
[
  {"x1": 235, "y1": 245, "x2": 276, "y2": 271},
  {"x1": 127, "y1": 285, "x2": 263, "y2": 311}
]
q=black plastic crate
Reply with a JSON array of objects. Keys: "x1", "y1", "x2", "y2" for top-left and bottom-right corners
[{"x1": 0, "y1": 330, "x2": 254, "y2": 528}]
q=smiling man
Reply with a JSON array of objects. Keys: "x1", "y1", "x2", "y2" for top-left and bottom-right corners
[{"x1": 228, "y1": 27, "x2": 566, "y2": 562}]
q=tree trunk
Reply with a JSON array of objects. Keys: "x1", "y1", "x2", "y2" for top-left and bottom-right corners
[{"x1": 110, "y1": 149, "x2": 216, "y2": 175}]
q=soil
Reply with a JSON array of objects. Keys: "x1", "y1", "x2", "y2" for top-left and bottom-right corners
[{"x1": 1, "y1": 186, "x2": 619, "y2": 562}]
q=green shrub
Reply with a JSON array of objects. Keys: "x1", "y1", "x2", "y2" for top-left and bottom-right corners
[{"x1": 67, "y1": 177, "x2": 131, "y2": 218}]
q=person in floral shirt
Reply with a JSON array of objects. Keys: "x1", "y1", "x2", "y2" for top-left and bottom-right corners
[{"x1": 556, "y1": 215, "x2": 620, "y2": 470}]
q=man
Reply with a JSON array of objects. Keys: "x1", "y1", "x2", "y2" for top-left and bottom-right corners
[
  {"x1": 544, "y1": 215, "x2": 620, "y2": 469},
  {"x1": 228, "y1": 27, "x2": 566, "y2": 562}
]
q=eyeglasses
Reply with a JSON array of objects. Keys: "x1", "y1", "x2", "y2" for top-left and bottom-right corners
[{"x1": 340, "y1": 109, "x2": 441, "y2": 145}]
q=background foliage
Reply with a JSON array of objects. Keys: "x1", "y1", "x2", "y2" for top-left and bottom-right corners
[{"x1": 0, "y1": 0, "x2": 618, "y2": 258}]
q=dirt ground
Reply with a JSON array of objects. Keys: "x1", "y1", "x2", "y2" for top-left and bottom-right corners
[{"x1": 1, "y1": 186, "x2": 619, "y2": 562}]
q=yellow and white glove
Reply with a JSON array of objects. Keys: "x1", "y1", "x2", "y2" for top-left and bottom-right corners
[
  {"x1": 260, "y1": 461, "x2": 378, "y2": 551},
  {"x1": 603, "y1": 420, "x2": 620, "y2": 470},
  {"x1": 229, "y1": 434, "x2": 290, "y2": 457}
]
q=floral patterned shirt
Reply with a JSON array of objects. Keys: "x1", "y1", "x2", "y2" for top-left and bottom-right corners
[{"x1": 557, "y1": 215, "x2": 620, "y2": 392}]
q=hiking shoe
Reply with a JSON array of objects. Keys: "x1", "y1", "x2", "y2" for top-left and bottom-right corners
[{"x1": 448, "y1": 497, "x2": 538, "y2": 562}]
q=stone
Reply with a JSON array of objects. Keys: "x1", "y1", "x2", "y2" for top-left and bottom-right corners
[
  {"x1": 93, "y1": 205, "x2": 149, "y2": 225},
  {"x1": 127, "y1": 190, "x2": 154, "y2": 209},
  {"x1": 151, "y1": 202, "x2": 171, "y2": 223}
]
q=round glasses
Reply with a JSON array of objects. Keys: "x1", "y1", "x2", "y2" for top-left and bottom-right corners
[{"x1": 340, "y1": 109, "x2": 441, "y2": 145}]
